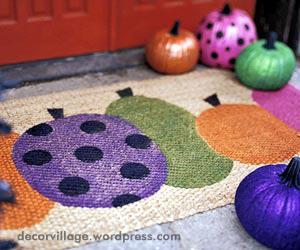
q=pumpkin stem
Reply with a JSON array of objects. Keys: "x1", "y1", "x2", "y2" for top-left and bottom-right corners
[
  {"x1": 170, "y1": 21, "x2": 180, "y2": 36},
  {"x1": 264, "y1": 32, "x2": 278, "y2": 50},
  {"x1": 221, "y1": 3, "x2": 231, "y2": 15},
  {"x1": 48, "y1": 108, "x2": 64, "y2": 120},
  {"x1": 204, "y1": 94, "x2": 221, "y2": 107},
  {"x1": 117, "y1": 87, "x2": 133, "y2": 98},
  {"x1": 279, "y1": 157, "x2": 300, "y2": 190}
]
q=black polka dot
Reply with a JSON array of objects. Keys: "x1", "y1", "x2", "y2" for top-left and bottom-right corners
[
  {"x1": 231, "y1": 22, "x2": 235, "y2": 26},
  {"x1": 237, "y1": 38, "x2": 245, "y2": 46},
  {"x1": 211, "y1": 52, "x2": 218, "y2": 59},
  {"x1": 26, "y1": 123, "x2": 53, "y2": 136},
  {"x1": 75, "y1": 146, "x2": 103, "y2": 163},
  {"x1": 120, "y1": 162, "x2": 150, "y2": 179},
  {"x1": 125, "y1": 134, "x2": 151, "y2": 149},
  {"x1": 206, "y1": 39, "x2": 211, "y2": 44},
  {"x1": 59, "y1": 177, "x2": 89, "y2": 196},
  {"x1": 244, "y1": 24, "x2": 250, "y2": 30},
  {"x1": 225, "y1": 47, "x2": 230, "y2": 51},
  {"x1": 196, "y1": 32, "x2": 202, "y2": 40},
  {"x1": 206, "y1": 22, "x2": 213, "y2": 29},
  {"x1": 112, "y1": 194, "x2": 141, "y2": 207},
  {"x1": 229, "y1": 58, "x2": 236, "y2": 65},
  {"x1": 216, "y1": 31, "x2": 224, "y2": 39},
  {"x1": 23, "y1": 150, "x2": 52, "y2": 166},
  {"x1": 80, "y1": 120, "x2": 106, "y2": 134}
]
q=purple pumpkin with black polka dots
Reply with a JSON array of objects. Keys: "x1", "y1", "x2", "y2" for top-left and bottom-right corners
[
  {"x1": 196, "y1": 4, "x2": 257, "y2": 69},
  {"x1": 13, "y1": 109, "x2": 167, "y2": 208}
]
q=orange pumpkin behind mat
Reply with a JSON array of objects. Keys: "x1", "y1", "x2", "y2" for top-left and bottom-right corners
[{"x1": 146, "y1": 21, "x2": 199, "y2": 75}]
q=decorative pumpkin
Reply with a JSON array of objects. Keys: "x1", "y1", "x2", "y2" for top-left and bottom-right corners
[
  {"x1": 196, "y1": 94, "x2": 300, "y2": 164},
  {"x1": 196, "y1": 4, "x2": 257, "y2": 69},
  {"x1": 146, "y1": 21, "x2": 199, "y2": 74},
  {"x1": 253, "y1": 84, "x2": 300, "y2": 132},
  {"x1": 0, "y1": 133, "x2": 54, "y2": 229},
  {"x1": 13, "y1": 108, "x2": 167, "y2": 208},
  {"x1": 236, "y1": 32, "x2": 296, "y2": 90},
  {"x1": 235, "y1": 157, "x2": 300, "y2": 250},
  {"x1": 106, "y1": 88, "x2": 233, "y2": 188}
]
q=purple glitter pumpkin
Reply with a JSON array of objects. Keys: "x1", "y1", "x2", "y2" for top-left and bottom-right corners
[
  {"x1": 13, "y1": 109, "x2": 167, "y2": 208},
  {"x1": 196, "y1": 4, "x2": 257, "y2": 69},
  {"x1": 235, "y1": 157, "x2": 300, "y2": 250}
]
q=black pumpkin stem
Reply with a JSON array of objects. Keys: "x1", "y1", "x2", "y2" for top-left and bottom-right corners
[
  {"x1": 48, "y1": 108, "x2": 64, "y2": 120},
  {"x1": 170, "y1": 21, "x2": 180, "y2": 36},
  {"x1": 264, "y1": 32, "x2": 278, "y2": 50},
  {"x1": 204, "y1": 94, "x2": 221, "y2": 107},
  {"x1": 117, "y1": 87, "x2": 133, "y2": 98},
  {"x1": 279, "y1": 157, "x2": 300, "y2": 190},
  {"x1": 221, "y1": 3, "x2": 231, "y2": 15}
]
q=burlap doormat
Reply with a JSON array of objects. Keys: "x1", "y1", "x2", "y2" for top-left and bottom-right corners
[{"x1": 0, "y1": 69, "x2": 299, "y2": 250}]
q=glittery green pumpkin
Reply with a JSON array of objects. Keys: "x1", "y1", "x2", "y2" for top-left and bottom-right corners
[{"x1": 236, "y1": 32, "x2": 296, "y2": 90}]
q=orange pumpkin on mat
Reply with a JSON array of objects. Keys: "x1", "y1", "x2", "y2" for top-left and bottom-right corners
[
  {"x1": 196, "y1": 94, "x2": 300, "y2": 164},
  {"x1": 146, "y1": 21, "x2": 199, "y2": 74},
  {"x1": 0, "y1": 133, "x2": 54, "y2": 229}
]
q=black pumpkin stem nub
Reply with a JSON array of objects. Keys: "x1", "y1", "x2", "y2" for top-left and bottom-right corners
[
  {"x1": 221, "y1": 3, "x2": 231, "y2": 15},
  {"x1": 170, "y1": 21, "x2": 180, "y2": 36},
  {"x1": 117, "y1": 87, "x2": 133, "y2": 98},
  {"x1": 48, "y1": 108, "x2": 64, "y2": 120},
  {"x1": 264, "y1": 32, "x2": 278, "y2": 50},
  {"x1": 204, "y1": 94, "x2": 221, "y2": 107},
  {"x1": 280, "y1": 157, "x2": 300, "y2": 190}
]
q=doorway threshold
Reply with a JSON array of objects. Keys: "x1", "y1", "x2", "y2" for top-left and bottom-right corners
[{"x1": 0, "y1": 48, "x2": 145, "y2": 86}]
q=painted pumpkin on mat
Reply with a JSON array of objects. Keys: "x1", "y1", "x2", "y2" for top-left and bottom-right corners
[
  {"x1": 12, "y1": 109, "x2": 167, "y2": 208},
  {"x1": 236, "y1": 32, "x2": 296, "y2": 90},
  {"x1": 0, "y1": 133, "x2": 54, "y2": 230},
  {"x1": 196, "y1": 94, "x2": 300, "y2": 164},
  {"x1": 146, "y1": 21, "x2": 199, "y2": 74},
  {"x1": 235, "y1": 157, "x2": 300, "y2": 250},
  {"x1": 107, "y1": 88, "x2": 233, "y2": 189},
  {"x1": 252, "y1": 84, "x2": 300, "y2": 132},
  {"x1": 196, "y1": 4, "x2": 257, "y2": 69}
]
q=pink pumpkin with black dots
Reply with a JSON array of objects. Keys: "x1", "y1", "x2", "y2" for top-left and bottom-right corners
[{"x1": 196, "y1": 4, "x2": 257, "y2": 69}]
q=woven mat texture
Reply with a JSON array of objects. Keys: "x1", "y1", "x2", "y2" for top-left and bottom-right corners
[{"x1": 0, "y1": 69, "x2": 299, "y2": 250}]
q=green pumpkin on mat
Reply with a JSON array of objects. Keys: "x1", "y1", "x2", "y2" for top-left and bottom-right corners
[
  {"x1": 236, "y1": 32, "x2": 296, "y2": 90},
  {"x1": 106, "y1": 88, "x2": 233, "y2": 189}
]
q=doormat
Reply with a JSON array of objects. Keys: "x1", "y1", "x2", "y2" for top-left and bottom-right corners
[{"x1": 0, "y1": 69, "x2": 299, "y2": 249}]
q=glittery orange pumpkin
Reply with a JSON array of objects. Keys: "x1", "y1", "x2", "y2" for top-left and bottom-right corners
[{"x1": 146, "y1": 21, "x2": 199, "y2": 75}]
